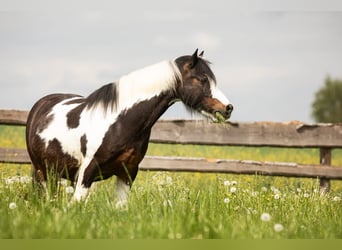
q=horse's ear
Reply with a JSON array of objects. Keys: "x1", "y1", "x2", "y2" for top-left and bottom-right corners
[
  {"x1": 190, "y1": 49, "x2": 199, "y2": 68},
  {"x1": 199, "y1": 50, "x2": 204, "y2": 57}
]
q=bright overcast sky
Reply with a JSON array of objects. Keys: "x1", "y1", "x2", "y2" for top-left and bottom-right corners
[{"x1": 1, "y1": 1, "x2": 342, "y2": 122}]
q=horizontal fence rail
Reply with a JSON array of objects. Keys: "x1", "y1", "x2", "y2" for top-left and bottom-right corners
[
  {"x1": 151, "y1": 120, "x2": 342, "y2": 148},
  {"x1": 1, "y1": 109, "x2": 342, "y2": 147},
  {"x1": 1, "y1": 148, "x2": 342, "y2": 180},
  {"x1": 1, "y1": 109, "x2": 342, "y2": 191}
]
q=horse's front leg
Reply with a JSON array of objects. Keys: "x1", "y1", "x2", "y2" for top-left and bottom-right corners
[
  {"x1": 70, "y1": 158, "x2": 96, "y2": 203},
  {"x1": 115, "y1": 177, "x2": 131, "y2": 209},
  {"x1": 115, "y1": 163, "x2": 138, "y2": 209}
]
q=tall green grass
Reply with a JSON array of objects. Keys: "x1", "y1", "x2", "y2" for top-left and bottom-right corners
[
  {"x1": 1, "y1": 171, "x2": 341, "y2": 238},
  {"x1": 0, "y1": 125, "x2": 341, "y2": 238}
]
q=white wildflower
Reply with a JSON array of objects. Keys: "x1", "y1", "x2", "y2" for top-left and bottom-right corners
[
  {"x1": 165, "y1": 176, "x2": 173, "y2": 185},
  {"x1": 274, "y1": 194, "x2": 280, "y2": 200},
  {"x1": 231, "y1": 180, "x2": 237, "y2": 186},
  {"x1": 65, "y1": 186, "x2": 74, "y2": 194},
  {"x1": 223, "y1": 198, "x2": 230, "y2": 204},
  {"x1": 251, "y1": 191, "x2": 258, "y2": 197},
  {"x1": 271, "y1": 186, "x2": 280, "y2": 194},
  {"x1": 230, "y1": 187, "x2": 237, "y2": 193},
  {"x1": 332, "y1": 196, "x2": 341, "y2": 202},
  {"x1": 260, "y1": 212, "x2": 271, "y2": 222},
  {"x1": 303, "y1": 193, "x2": 310, "y2": 198},
  {"x1": 9, "y1": 202, "x2": 17, "y2": 210},
  {"x1": 59, "y1": 179, "x2": 68, "y2": 186},
  {"x1": 274, "y1": 223, "x2": 284, "y2": 232},
  {"x1": 20, "y1": 176, "x2": 31, "y2": 184},
  {"x1": 223, "y1": 180, "x2": 231, "y2": 186}
]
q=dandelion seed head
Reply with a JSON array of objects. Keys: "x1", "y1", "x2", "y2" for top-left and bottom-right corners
[
  {"x1": 223, "y1": 180, "x2": 231, "y2": 186},
  {"x1": 20, "y1": 176, "x2": 31, "y2": 184},
  {"x1": 230, "y1": 187, "x2": 237, "y2": 193},
  {"x1": 251, "y1": 191, "x2": 258, "y2": 197},
  {"x1": 303, "y1": 193, "x2": 310, "y2": 198},
  {"x1": 224, "y1": 198, "x2": 230, "y2": 204},
  {"x1": 271, "y1": 186, "x2": 280, "y2": 194},
  {"x1": 59, "y1": 179, "x2": 68, "y2": 186},
  {"x1": 332, "y1": 196, "x2": 341, "y2": 202},
  {"x1": 274, "y1": 194, "x2": 280, "y2": 200},
  {"x1": 165, "y1": 176, "x2": 173, "y2": 185},
  {"x1": 274, "y1": 223, "x2": 284, "y2": 232},
  {"x1": 9, "y1": 202, "x2": 17, "y2": 210},
  {"x1": 65, "y1": 186, "x2": 74, "y2": 194},
  {"x1": 260, "y1": 212, "x2": 271, "y2": 222}
]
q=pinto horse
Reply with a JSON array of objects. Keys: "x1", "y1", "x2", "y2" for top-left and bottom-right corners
[{"x1": 26, "y1": 49, "x2": 233, "y2": 207}]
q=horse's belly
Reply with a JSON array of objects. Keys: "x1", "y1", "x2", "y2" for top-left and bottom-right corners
[{"x1": 95, "y1": 147, "x2": 145, "y2": 181}]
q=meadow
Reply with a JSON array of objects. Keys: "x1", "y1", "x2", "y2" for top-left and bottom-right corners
[{"x1": 0, "y1": 125, "x2": 341, "y2": 238}]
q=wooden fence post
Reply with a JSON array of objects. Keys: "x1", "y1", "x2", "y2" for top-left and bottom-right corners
[{"x1": 319, "y1": 148, "x2": 331, "y2": 192}]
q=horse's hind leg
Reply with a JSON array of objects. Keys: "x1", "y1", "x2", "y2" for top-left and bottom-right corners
[{"x1": 31, "y1": 165, "x2": 49, "y2": 198}]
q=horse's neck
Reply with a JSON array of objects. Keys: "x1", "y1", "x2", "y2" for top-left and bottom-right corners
[{"x1": 124, "y1": 93, "x2": 174, "y2": 133}]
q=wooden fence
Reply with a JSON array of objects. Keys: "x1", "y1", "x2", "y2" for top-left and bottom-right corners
[{"x1": 1, "y1": 109, "x2": 342, "y2": 191}]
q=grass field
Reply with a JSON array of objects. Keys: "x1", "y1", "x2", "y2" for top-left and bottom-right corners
[{"x1": 0, "y1": 125, "x2": 341, "y2": 238}]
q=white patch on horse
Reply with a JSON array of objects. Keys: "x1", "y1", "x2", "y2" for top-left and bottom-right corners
[
  {"x1": 210, "y1": 80, "x2": 231, "y2": 106},
  {"x1": 117, "y1": 60, "x2": 180, "y2": 112},
  {"x1": 38, "y1": 97, "x2": 85, "y2": 161}
]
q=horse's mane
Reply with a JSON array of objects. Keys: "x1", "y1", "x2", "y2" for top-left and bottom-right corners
[
  {"x1": 84, "y1": 60, "x2": 181, "y2": 113},
  {"x1": 85, "y1": 83, "x2": 118, "y2": 111}
]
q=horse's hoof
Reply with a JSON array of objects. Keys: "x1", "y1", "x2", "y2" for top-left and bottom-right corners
[{"x1": 115, "y1": 200, "x2": 128, "y2": 210}]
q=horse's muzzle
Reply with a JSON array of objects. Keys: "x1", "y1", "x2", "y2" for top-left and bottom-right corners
[
  {"x1": 214, "y1": 104, "x2": 233, "y2": 122},
  {"x1": 226, "y1": 104, "x2": 234, "y2": 118}
]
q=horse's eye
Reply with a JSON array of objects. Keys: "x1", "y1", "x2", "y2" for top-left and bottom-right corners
[{"x1": 200, "y1": 76, "x2": 209, "y2": 83}]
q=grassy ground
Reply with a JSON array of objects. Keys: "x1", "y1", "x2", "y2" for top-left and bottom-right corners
[{"x1": 0, "y1": 125, "x2": 341, "y2": 238}]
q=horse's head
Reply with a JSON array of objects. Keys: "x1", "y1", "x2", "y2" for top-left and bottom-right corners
[{"x1": 174, "y1": 49, "x2": 233, "y2": 122}]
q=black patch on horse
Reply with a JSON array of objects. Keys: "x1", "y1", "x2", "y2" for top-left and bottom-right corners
[
  {"x1": 80, "y1": 134, "x2": 87, "y2": 157},
  {"x1": 66, "y1": 103, "x2": 86, "y2": 129},
  {"x1": 46, "y1": 138, "x2": 79, "y2": 182},
  {"x1": 85, "y1": 83, "x2": 118, "y2": 111},
  {"x1": 37, "y1": 114, "x2": 54, "y2": 133}
]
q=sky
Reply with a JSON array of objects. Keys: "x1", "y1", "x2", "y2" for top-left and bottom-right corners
[{"x1": 1, "y1": 1, "x2": 342, "y2": 122}]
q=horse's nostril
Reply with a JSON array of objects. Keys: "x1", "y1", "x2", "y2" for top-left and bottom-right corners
[{"x1": 226, "y1": 104, "x2": 234, "y2": 113}]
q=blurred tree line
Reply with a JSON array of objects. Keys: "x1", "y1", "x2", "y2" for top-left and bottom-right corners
[{"x1": 311, "y1": 77, "x2": 342, "y2": 123}]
